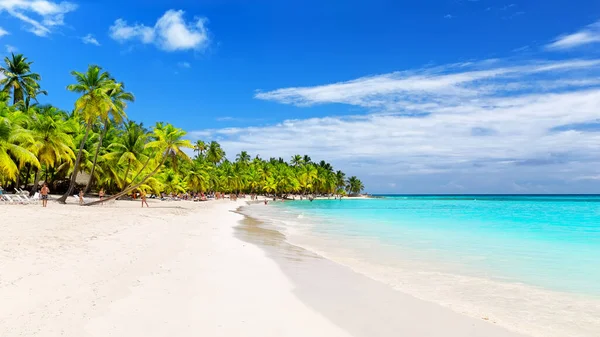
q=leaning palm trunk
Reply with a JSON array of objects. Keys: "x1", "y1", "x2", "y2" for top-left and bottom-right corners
[
  {"x1": 84, "y1": 155, "x2": 166, "y2": 206},
  {"x1": 31, "y1": 168, "x2": 41, "y2": 195},
  {"x1": 84, "y1": 120, "x2": 109, "y2": 194},
  {"x1": 58, "y1": 123, "x2": 92, "y2": 203}
]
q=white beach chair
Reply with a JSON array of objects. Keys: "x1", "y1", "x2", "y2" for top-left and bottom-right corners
[
  {"x1": 16, "y1": 188, "x2": 29, "y2": 196},
  {"x1": 21, "y1": 194, "x2": 36, "y2": 204},
  {"x1": 3, "y1": 195, "x2": 20, "y2": 204},
  {"x1": 15, "y1": 195, "x2": 32, "y2": 204}
]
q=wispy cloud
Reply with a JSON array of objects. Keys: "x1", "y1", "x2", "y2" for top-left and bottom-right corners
[
  {"x1": 191, "y1": 58, "x2": 600, "y2": 193},
  {"x1": 178, "y1": 61, "x2": 191, "y2": 68},
  {"x1": 81, "y1": 33, "x2": 100, "y2": 46},
  {"x1": 444, "y1": 14, "x2": 453, "y2": 19},
  {"x1": 5, "y1": 44, "x2": 17, "y2": 52},
  {"x1": 0, "y1": 26, "x2": 8, "y2": 37},
  {"x1": 546, "y1": 20, "x2": 600, "y2": 50},
  {"x1": 109, "y1": 9, "x2": 210, "y2": 52},
  {"x1": 0, "y1": 0, "x2": 77, "y2": 36}
]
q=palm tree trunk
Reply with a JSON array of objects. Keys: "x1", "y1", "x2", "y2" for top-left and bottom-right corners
[
  {"x1": 123, "y1": 160, "x2": 132, "y2": 188},
  {"x1": 24, "y1": 164, "x2": 32, "y2": 186},
  {"x1": 127, "y1": 152, "x2": 153, "y2": 189},
  {"x1": 84, "y1": 120, "x2": 109, "y2": 194},
  {"x1": 31, "y1": 168, "x2": 41, "y2": 195},
  {"x1": 15, "y1": 169, "x2": 21, "y2": 189},
  {"x1": 58, "y1": 123, "x2": 92, "y2": 204},
  {"x1": 84, "y1": 155, "x2": 167, "y2": 206}
]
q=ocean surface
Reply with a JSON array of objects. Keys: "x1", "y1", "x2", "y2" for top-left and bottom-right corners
[{"x1": 241, "y1": 195, "x2": 600, "y2": 337}]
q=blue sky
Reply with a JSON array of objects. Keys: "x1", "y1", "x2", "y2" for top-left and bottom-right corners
[{"x1": 2, "y1": 0, "x2": 600, "y2": 193}]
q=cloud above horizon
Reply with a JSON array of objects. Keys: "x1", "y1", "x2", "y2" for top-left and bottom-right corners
[
  {"x1": 0, "y1": 0, "x2": 77, "y2": 36},
  {"x1": 109, "y1": 9, "x2": 209, "y2": 52},
  {"x1": 546, "y1": 20, "x2": 600, "y2": 50},
  {"x1": 81, "y1": 33, "x2": 100, "y2": 46},
  {"x1": 191, "y1": 58, "x2": 600, "y2": 193},
  {"x1": 0, "y1": 26, "x2": 8, "y2": 37}
]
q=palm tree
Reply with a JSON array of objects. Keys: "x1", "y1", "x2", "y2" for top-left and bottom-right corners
[
  {"x1": 291, "y1": 154, "x2": 303, "y2": 167},
  {"x1": 186, "y1": 161, "x2": 212, "y2": 192},
  {"x1": 236, "y1": 151, "x2": 251, "y2": 166},
  {"x1": 0, "y1": 53, "x2": 45, "y2": 105},
  {"x1": 58, "y1": 65, "x2": 117, "y2": 203},
  {"x1": 85, "y1": 123, "x2": 192, "y2": 206},
  {"x1": 206, "y1": 141, "x2": 225, "y2": 165},
  {"x1": 194, "y1": 140, "x2": 207, "y2": 157},
  {"x1": 28, "y1": 106, "x2": 75, "y2": 193},
  {"x1": 103, "y1": 121, "x2": 147, "y2": 189},
  {"x1": 303, "y1": 155, "x2": 312, "y2": 165},
  {"x1": 0, "y1": 103, "x2": 39, "y2": 181},
  {"x1": 85, "y1": 82, "x2": 134, "y2": 192},
  {"x1": 346, "y1": 176, "x2": 365, "y2": 195},
  {"x1": 335, "y1": 170, "x2": 346, "y2": 194}
]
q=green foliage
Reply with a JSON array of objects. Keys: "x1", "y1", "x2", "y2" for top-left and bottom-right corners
[{"x1": 0, "y1": 53, "x2": 365, "y2": 198}]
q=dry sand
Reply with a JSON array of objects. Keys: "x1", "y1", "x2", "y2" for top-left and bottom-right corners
[{"x1": 0, "y1": 197, "x2": 527, "y2": 337}]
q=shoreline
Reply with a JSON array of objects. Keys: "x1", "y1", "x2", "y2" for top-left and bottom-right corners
[
  {"x1": 235, "y1": 205, "x2": 526, "y2": 337},
  {"x1": 0, "y1": 199, "x2": 351, "y2": 336},
  {"x1": 238, "y1": 201, "x2": 600, "y2": 337}
]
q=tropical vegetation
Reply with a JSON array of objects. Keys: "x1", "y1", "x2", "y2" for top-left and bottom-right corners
[{"x1": 0, "y1": 53, "x2": 365, "y2": 203}]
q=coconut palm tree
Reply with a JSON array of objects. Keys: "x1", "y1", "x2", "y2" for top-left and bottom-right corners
[
  {"x1": 236, "y1": 151, "x2": 251, "y2": 166},
  {"x1": 58, "y1": 65, "x2": 118, "y2": 203},
  {"x1": 28, "y1": 105, "x2": 76, "y2": 193},
  {"x1": 85, "y1": 123, "x2": 192, "y2": 206},
  {"x1": 346, "y1": 176, "x2": 365, "y2": 195},
  {"x1": 0, "y1": 53, "x2": 45, "y2": 105},
  {"x1": 291, "y1": 154, "x2": 303, "y2": 167},
  {"x1": 194, "y1": 140, "x2": 207, "y2": 158},
  {"x1": 103, "y1": 121, "x2": 147, "y2": 189},
  {"x1": 335, "y1": 170, "x2": 346, "y2": 194},
  {"x1": 85, "y1": 82, "x2": 134, "y2": 192},
  {"x1": 0, "y1": 102, "x2": 39, "y2": 181},
  {"x1": 206, "y1": 140, "x2": 225, "y2": 165}
]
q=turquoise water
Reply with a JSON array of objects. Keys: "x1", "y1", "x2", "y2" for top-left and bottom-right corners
[
  {"x1": 276, "y1": 195, "x2": 600, "y2": 296},
  {"x1": 242, "y1": 195, "x2": 600, "y2": 336}
]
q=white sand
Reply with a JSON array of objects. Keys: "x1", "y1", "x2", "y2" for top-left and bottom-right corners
[
  {"x1": 0, "y1": 199, "x2": 349, "y2": 337},
  {"x1": 0, "y1": 198, "x2": 527, "y2": 337}
]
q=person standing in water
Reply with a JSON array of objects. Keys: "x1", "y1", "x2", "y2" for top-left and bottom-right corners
[
  {"x1": 141, "y1": 190, "x2": 149, "y2": 208},
  {"x1": 41, "y1": 183, "x2": 49, "y2": 207}
]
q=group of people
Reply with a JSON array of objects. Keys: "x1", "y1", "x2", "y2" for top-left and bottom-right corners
[{"x1": 3, "y1": 183, "x2": 287, "y2": 208}]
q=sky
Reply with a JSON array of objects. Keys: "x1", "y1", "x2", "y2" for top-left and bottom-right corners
[{"x1": 1, "y1": 0, "x2": 600, "y2": 193}]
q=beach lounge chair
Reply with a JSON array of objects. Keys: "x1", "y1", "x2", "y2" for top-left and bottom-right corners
[
  {"x1": 15, "y1": 195, "x2": 32, "y2": 204},
  {"x1": 3, "y1": 195, "x2": 20, "y2": 204}
]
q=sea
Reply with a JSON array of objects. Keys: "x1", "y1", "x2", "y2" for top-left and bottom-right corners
[{"x1": 240, "y1": 195, "x2": 600, "y2": 337}]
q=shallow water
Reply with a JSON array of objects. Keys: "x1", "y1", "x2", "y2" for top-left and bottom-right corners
[{"x1": 241, "y1": 195, "x2": 600, "y2": 337}]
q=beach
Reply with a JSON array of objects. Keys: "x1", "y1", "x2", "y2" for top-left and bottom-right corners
[{"x1": 2, "y1": 198, "x2": 526, "y2": 337}]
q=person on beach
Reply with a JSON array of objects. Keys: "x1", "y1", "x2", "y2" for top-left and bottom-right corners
[
  {"x1": 41, "y1": 183, "x2": 49, "y2": 207},
  {"x1": 140, "y1": 190, "x2": 149, "y2": 208},
  {"x1": 99, "y1": 188, "x2": 105, "y2": 205},
  {"x1": 78, "y1": 190, "x2": 84, "y2": 205}
]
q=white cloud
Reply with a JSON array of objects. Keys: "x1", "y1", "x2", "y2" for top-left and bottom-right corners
[
  {"x1": 81, "y1": 33, "x2": 100, "y2": 46},
  {"x1": 192, "y1": 58, "x2": 600, "y2": 193},
  {"x1": 109, "y1": 9, "x2": 209, "y2": 52},
  {"x1": 546, "y1": 20, "x2": 600, "y2": 50},
  {"x1": 178, "y1": 61, "x2": 191, "y2": 68},
  {"x1": 0, "y1": 0, "x2": 77, "y2": 36},
  {"x1": 0, "y1": 26, "x2": 8, "y2": 37},
  {"x1": 5, "y1": 44, "x2": 17, "y2": 52},
  {"x1": 444, "y1": 14, "x2": 453, "y2": 19}
]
